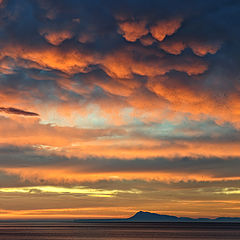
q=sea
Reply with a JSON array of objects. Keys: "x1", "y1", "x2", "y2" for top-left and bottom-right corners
[{"x1": 0, "y1": 222, "x2": 240, "y2": 240}]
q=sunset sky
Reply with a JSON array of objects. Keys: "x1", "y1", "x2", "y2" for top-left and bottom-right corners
[{"x1": 1, "y1": 0, "x2": 240, "y2": 219}]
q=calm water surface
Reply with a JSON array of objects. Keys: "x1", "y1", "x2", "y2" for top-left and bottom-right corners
[{"x1": 0, "y1": 222, "x2": 240, "y2": 240}]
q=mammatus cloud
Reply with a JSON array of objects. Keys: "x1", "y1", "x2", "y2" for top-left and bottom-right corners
[
  {"x1": 118, "y1": 17, "x2": 182, "y2": 43},
  {"x1": 0, "y1": 107, "x2": 39, "y2": 117},
  {"x1": 40, "y1": 29, "x2": 73, "y2": 46},
  {"x1": 0, "y1": 0, "x2": 237, "y2": 127},
  {"x1": 160, "y1": 40, "x2": 221, "y2": 56},
  {"x1": 118, "y1": 20, "x2": 148, "y2": 42},
  {"x1": 150, "y1": 18, "x2": 182, "y2": 42}
]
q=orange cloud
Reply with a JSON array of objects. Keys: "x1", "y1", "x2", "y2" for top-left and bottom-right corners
[
  {"x1": 147, "y1": 75, "x2": 203, "y2": 105},
  {"x1": 0, "y1": 116, "x2": 126, "y2": 147},
  {"x1": 118, "y1": 17, "x2": 183, "y2": 43},
  {"x1": 140, "y1": 35, "x2": 155, "y2": 46},
  {"x1": 40, "y1": 29, "x2": 73, "y2": 46},
  {"x1": 146, "y1": 75, "x2": 240, "y2": 128},
  {"x1": 160, "y1": 40, "x2": 186, "y2": 55},
  {"x1": 102, "y1": 46, "x2": 207, "y2": 79},
  {"x1": 160, "y1": 39, "x2": 221, "y2": 56},
  {"x1": 2, "y1": 44, "x2": 95, "y2": 74},
  {"x1": 150, "y1": 18, "x2": 182, "y2": 42},
  {"x1": 118, "y1": 20, "x2": 148, "y2": 42},
  {"x1": 127, "y1": 88, "x2": 165, "y2": 112},
  {"x1": 189, "y1": 41, "x2": 221, "y2": 56},
  {"x1": 224, "y1": 92, "x2": 240, "y2": 128},
  {"x1": 65, "y1": 139, "x2": 240, "y2": 160},
  {"x1": 0, "y1": 167, "x2": 214, "y2": 184},
  {"x1": 1, "y1": 113, "x2": 240, "y2": 164},
  {"x1": 96, "y1": 79, "x2": 135, "y2": 97}
]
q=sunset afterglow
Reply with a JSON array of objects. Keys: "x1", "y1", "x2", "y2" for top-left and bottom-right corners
[{"x1": 0, "y1": 0, "x2": 240, "y2": 220}]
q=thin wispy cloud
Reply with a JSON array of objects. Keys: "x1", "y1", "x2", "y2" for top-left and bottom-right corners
[{"x1": 0, "y1": 107, "x2": 39, "y2": 117}]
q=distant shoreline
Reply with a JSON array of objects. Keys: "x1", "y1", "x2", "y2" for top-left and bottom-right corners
[{"x1": 2, "y1": 211, "x2": 239, "y2": 223}]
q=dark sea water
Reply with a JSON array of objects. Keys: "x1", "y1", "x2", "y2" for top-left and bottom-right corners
[{"x1": 0, "y1": 222, "x2": 240, "y2": 240}]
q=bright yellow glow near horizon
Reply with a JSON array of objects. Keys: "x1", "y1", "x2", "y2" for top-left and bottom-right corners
[{"x1": 0, "y1": 186, "x2": 142, "y2": 197}]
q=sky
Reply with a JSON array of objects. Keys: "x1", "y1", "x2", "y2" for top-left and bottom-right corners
[{"x1": 0, "y1": 0, "x2": 240, "y2": 219}]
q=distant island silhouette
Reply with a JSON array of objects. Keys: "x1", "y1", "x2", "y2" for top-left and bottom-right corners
[{"x1": 75, "y1": 211, "x2": 240, "y2": 223}]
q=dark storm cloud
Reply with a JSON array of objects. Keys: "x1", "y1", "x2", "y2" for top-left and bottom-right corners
[{"x1": 0, "y1": 107, "x2": 39, "y2": 116}]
